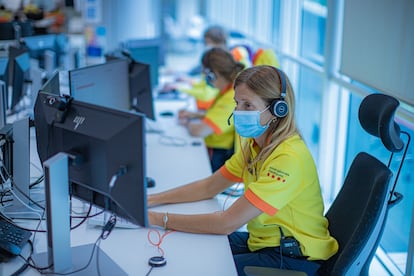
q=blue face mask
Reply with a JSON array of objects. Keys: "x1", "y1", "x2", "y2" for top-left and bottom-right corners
[{"x1": 233, "y1": 106, "x2": 271, "y2": 138}]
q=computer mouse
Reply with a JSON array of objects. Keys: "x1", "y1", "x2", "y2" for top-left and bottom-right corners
[
  {"x1": 159, "y1": 111, "x2": 174, "y2": 117},
  {"x1": 146, "y1": 177, "x2": 156, "y2": 188}
]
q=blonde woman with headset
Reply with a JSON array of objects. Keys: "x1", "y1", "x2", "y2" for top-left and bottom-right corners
[{"x1": 148, "y1": 65, "x2": 338, "y2": 275}]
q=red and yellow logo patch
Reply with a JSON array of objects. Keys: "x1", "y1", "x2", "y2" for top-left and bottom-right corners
[{"x1": 267, "y1": 167, "x2": 289, "y2": 183}]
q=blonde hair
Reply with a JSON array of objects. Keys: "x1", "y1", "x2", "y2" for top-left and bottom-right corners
[{"x1": 234, "y1": 65, "x2": 300, "y2": 174}]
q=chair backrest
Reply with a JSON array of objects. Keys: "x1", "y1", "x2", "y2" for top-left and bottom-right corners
[
  {"x1": 358, "y1": 93, "x2": 404, "y2": 152},
  {"x1": 319, "y1": 93, "x2": 405, "y2": 275},
  {"x1": 318, "y1": 152, "x2": 392, "y2": 275}
]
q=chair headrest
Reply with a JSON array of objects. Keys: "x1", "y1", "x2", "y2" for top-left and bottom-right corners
[{"x1": 358, "y1": 93, "x2": 404, "y2": 152}]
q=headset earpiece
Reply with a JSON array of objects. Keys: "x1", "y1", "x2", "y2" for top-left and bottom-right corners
[{"x1": 270, "y1": 68, "x2": 288, "y2": 118}]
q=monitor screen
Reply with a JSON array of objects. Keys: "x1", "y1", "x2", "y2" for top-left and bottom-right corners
[
  {"x1": 69, "y1": 59, "x2": 130, "y2": 112},
  {"x1": 10, "y1": 47, "x2": 30, "y2": 111},
  {"x1": 33, "y1": 91, "x2": 148, "y2": 227}
]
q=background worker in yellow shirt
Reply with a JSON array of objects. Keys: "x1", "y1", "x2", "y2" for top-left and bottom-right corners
[
  {"x1": 162, "y1": 24, "x2": 251, "y2": 110},
  {"x1": 178, "y1": 47, "x2": 245, "y2": 172}
]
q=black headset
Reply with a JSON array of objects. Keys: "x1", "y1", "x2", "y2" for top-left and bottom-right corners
[{"x1": 269, "y1": 68, "x2": 288, "y2": 118}]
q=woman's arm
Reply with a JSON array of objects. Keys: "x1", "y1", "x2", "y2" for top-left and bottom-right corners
[
  {"x1": 149, "y1": 195, "x2": 262, "y2": 235},
  {"x1": 187, "y1": 121, "x2": 214, "y2": 137},
  {"x1": 148, "y1": 170, "x2": 233, "y2": 207}
]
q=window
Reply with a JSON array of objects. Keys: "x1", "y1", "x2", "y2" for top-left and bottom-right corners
[
  {"x1": 295, "y1": 66, "x2": 323, "y2": 163},
  {"x1": 301, "y1": 0, "x2": 327, "y2": 65}
]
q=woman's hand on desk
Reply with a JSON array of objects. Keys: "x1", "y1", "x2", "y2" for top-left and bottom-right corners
[
  {"x1": 178, "y1": 110, "x2": 205, "y2": 126},
  {"x1": 146, "y1": 171, "x2": 262, "y2": 234}
]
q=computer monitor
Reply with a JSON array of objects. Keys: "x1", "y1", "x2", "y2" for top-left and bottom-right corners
[
  {"x1": 0, "y1": 56, "x2": 8, "y2": 94},
  {"x1": 22, "y1": 34, "x2": 63, "y2": 69},
  {"x1": 129, "y1": 61, "x2": 155, "y2": 120},
  {"x1": 33, "y1": 91, "x2": 148, "y2": 227},
  {"x1": 105, "y1": 53, "x2": 155, "y2": 120},
  {"x1": 0, "y1": 21, "x2": 33, "y2": 41},
  {"x1": 122, "y1": 38, "x2": 164, "y2": 90},
  {"x1": 69, "y1": 59, "x2": 130, "y2": 112},
  {"x1": 22, "y1": 35, "x2": 57, "y2": 56},
  {"x1": 40, "y1": 70, "x2": 60, "y2": 96},
  {"x1": 10, "y1": 46, "x2": 30, "y2": 111},
  {"x1": 0, "y1": 81, "x2": 7, "y2": 128}
]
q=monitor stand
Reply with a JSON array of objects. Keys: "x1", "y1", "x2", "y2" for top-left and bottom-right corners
[
  {"x1": 2, "y1": 117, "x2": 45, "y2": 219},
  {"x1": 31, "y1": 153, "x2": 126, "y2": 275}
]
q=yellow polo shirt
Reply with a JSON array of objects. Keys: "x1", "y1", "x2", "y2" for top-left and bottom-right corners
[
  {"x1": 202, "y1": 86, "x2": 235, "y2": 150},
  {"x1": 179, "y1": 79, "x2": 220, "y2": 110},
  {"x1": 220, "y1": 134, "x2": 338, "y2": 260}
]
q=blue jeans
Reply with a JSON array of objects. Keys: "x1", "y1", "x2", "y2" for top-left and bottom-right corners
[{"x1": 228, "y1": 232, "x2": 321, "y2": 276}]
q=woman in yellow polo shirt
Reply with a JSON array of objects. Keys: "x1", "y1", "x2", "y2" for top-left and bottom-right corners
[
  {"x1": 148, "y1": 66, "x2": 338, "y2": 276},
  {"x1": 178, "y1": 47, "x2": 245, "y2": 172}
]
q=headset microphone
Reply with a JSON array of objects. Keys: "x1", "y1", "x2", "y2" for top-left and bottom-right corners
[{"x1": 227, "y1": 112, "x2": 233, "y2": 126}]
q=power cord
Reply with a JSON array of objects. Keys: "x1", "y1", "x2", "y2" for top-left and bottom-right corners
[{"x1": 146, "y1": 228, "x2": 175, "y2": 275}]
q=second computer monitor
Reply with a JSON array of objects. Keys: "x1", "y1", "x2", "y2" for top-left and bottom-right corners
[
  {"x1": 10, "y1": 47, "x2": 30, "y2": 111},
  {"x1": 0, "y1": 56, "x2": 8, "y2": 91},
  {"x1": 69, "y1": 59, "x2": 130, "y2": 112},
  {"x1": 34, "y1": 91, "x2": 148, "y2": 227},
  {"x1": 40, "y1": 71, "x2": 61, "y2": 96},
  {"x1": 123, "y1": 38, "x2": 164, "y2": 90},
  {"x1": 129, "y1": 61, "x2": 155, "y2": 120}
]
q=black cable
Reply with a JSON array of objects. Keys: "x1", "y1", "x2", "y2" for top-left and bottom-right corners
[
  {"x1": 8, "y1": 176, "x2": 45, "y2": 211},
  {"x1": 279, "y1": 227, "x2": 284, "y2": 269},
  {"x1": 14, "y1": 240, "x2": 34, "y2": 276},
  {"x1": 29, "y1": 174, "x2": 45, "y2": 189},
  {"x1": 146, "y1": 266, "x2": 154, "y2": 276},
  {"x1": 29, "y1": 236, "x2": 102, "y2": 275},
  {"x1": 387, "y1": 131, "x2": 411, "y2": 205}
]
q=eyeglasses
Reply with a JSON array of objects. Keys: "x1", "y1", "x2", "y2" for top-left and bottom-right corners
[{"x1": 203, "y1": 68, "x2": 217, "y2": 83}]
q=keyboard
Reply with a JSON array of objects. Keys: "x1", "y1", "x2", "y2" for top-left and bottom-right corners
[{"x1": 0, "y1": 217, "x2": 32, "y2": 257}]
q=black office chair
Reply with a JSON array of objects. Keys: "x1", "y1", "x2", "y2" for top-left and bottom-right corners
[{"x1": 244, "y1": 93, "x2": 410, "y2": 276}]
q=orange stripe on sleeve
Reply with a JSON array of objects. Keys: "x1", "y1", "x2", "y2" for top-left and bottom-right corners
[
  {"x1": 219, "y1": 166, "x2": 243, "y2": 182},
  {"x1": 245, "y1": 189, "x2": 278, "y2": 216},
  {"x1": 252, "y1": 48, "x2": 264, "y2": 65},
  {"x1": 203, "y1": 117, "x2": 222, "y2": 134},
  {"x1": 231, "y1": 48, "x2": 243, "y2": 62},
  {"x1": 197, "y1": 99, "x2": 215, "y2": 110}
]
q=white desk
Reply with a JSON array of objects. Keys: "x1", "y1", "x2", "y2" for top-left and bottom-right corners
[{"x1": 1, "y1": 99, "x2": 238, "y2": 275}]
